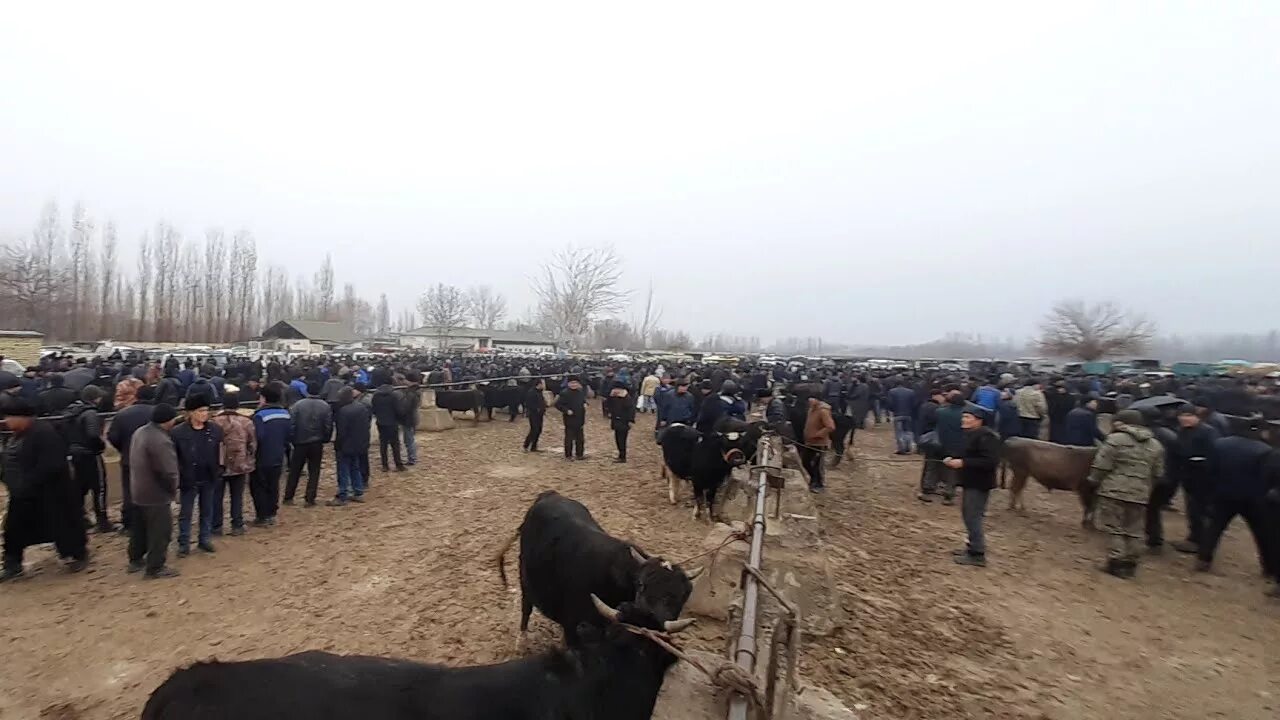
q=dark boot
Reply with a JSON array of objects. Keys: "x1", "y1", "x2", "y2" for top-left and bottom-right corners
[{"x1": 953, "y1": 552, "x2": 986, "y2": 567}]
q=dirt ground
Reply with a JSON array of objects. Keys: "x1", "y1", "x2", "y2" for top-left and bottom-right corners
[{"x1": 0, "y1": 408, "x2": 1276, "y2": 719}]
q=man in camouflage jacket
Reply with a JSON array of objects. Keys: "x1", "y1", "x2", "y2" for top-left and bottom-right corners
[{"x1": 1089, "y1": 409, "x2": 1166, "y2": 579}]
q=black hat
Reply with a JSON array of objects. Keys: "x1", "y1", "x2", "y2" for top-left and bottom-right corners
[
  {"x1": 1175, "y1": 403, "x2": 1197, "y2": 416},
  {"x1": 152, "y1": 404, "x2": 177, "y2": 424},
  {"x1": 185, "y1": 397, "x2": 210, "y2": 411},
  {"x1": 961, "y1": 403, "x2": 990, "y2": 422}
]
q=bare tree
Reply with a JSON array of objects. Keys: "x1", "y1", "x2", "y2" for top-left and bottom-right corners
[
  {"x1": 235, "y1": 231, "x2": 258, "y2": 339},
  {"x1": 339, "y1": 282, "x2": 358, "y2": 330},
  {"x1": 0, "y1": 236, "x2": 60, "y2": 330},
  {"x1": 315, "y1": 254, "x2": 336, "y2": 321},
  {"x1": 417, "y1": 283, "x2": 469, "y2": 347},
  {"x1": 67, "y1": 203, "x2": 95, "y2": 339},
  {"x1": 99, "y1": 221, "x2": 117, "y2": 337},
  {"x1": 204, "y1": 228, "x2": 226, "y2": 341},
  {"x1": 467, "y1": 285, "x2": 507, "y2": 329},
  {"x1": 135, "y1": 232, "x2": 152, "y2": 339},
  {"x1": 631, "y1": 280, "x2": 662, "y2": 349},
  {"x1": 532, "y1": 245, "x2": 629, "y2": 348},
  {"x1": 1037, "y1": 299, "x2": 1156, "y2": 361},
  {"x1": 376, "y1": 293, "x2": 391, "y2": 335}
]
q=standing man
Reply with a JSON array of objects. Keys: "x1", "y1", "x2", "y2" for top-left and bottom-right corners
[
  {"x1": 284, "y1": 381, "x2": 333, "y2": 506},
  {"x1": 171, "y1": 398, "x2": 224, "y2": 555},
  {"x1": 555, "y1": 377, "x2": 587, "y2": 461},
  {"x1": 803, "y1": 395, "x2": 835, "y2": 492},
  {"x1": 329, "y1": 387, "x2": 371, "y2": 506},
  {"x1": 108, "y1": 385, "x2": 157, "y2": 534},
  {"x1": 1169, "y1": 404, "x2": 1220, "y2": 555},
  {"x1": 371, "y1": 381, "x2": 406, "y2": 472},
  {"x1": 934, "y1": 392, "x2": 967, "y2": 505},
  {"x1": 397, "y1": 373, "x2": 422, "y2": 467},
  {"x1": 639, "y1": 371, "x2": 660, "y2": 414},
  {"x1": 523, "y1": 379, "x2": 547, "y2": 452},
  {"x1": 63, "y1": 385, "x2": 112, "y2": 533},
  {"x1": 210, "y1": 391, "x2": 256, "y2": 536},
  {"x1": 1014, "y1": 381, "x2": 1049, "y2": 439},
  {"x1": 126, "y1": 404, "x2": 181, "y2": 578},
  {"x1": 1088, "y1": 409, "x2": 1165, "y2": 579},
  {"x1": 251, "y1": 383, "x2": 290, "y2": 526},
  {"x1": 1, "y1": 399, "x2": 90, "y2": 582},
  {"x1": 1063, "y1": 397, "x2": 1105, "y2": 447},
  {"x1": 604, "y1": 380, "x2": 636, "y2": 463},
  {"x1": 946, "y1": 404, "x2": 1001, "y2": 567}
]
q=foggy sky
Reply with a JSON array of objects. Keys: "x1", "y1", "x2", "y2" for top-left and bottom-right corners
[{"x1": 2, "y1": 2, "x2": 1277, "y2": 345}]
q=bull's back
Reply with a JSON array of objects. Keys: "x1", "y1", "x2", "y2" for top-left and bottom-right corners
[{"x1": 1003, "y1": 437, "x2": 1096, "y2": 488}]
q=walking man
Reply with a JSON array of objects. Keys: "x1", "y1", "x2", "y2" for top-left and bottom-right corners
[
  {"x1": 555, "y1": 377, "x2": 587, "y2": 460},
  {"x1": 397, "y1": 374, "x2": 421, "y2": 466},
  {"x1": 1195, "y1": 417, "x2": 1279, "y2": 596},
  {"x1": 126, "y1": 404, "x2": 181, "y2": 578},
  {"x1": 523, "y1": 379, "x2": 547, "y2": 452},
  {"x1": 329, "y1": 387, "x2": 371, "y2": 505},
  {"x1": 63, "y1": 385, "x2": 113, "y2": 532},
  {"x1": 887, "y1": 381, "x2": 917, "y2": 454},
  {"x1": 210, "y1": 391, "x2": 255, "y2": 536},
  {"x1": 1089, "y1": 409, "x2": 1165, "y2": 579},
  {"x1": 371, "y1": 381, "x2": 406, "y2": 472},
  {"x1": 604, "y1": 380, "x2": 636, "y2": 463},
  {"x1": 803, "y1": 395, "x2": 835, "y2": 492},
  {"x1": 947, "y1": 404, "x2": 1001, "y2": 567},
  {"x1": 108, "y1": 384, "x2": 157, "y2": 533}
]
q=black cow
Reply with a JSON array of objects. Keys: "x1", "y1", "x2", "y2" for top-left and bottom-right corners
[
  {"x1": 829, "y1": 413, "x2": 856, "y2": 466},
  {"x1": 495, "y1": 490, "x2": 700, "y2": 645},
  {"x1": 141, "y1": 599, "x2": 691, "y2": 720},
  {"x1": 545, "y1": 377, "x2": 564, "y2": 395},
  {"x1": 433, "y1": 388, "x2": 484, "y2": 425},
  {"x1": 481, "y1": 383, "x2": 524, "y2": 421},
  {"x1": 659, "y1": 418, "x2": 764, "y2": 521}
]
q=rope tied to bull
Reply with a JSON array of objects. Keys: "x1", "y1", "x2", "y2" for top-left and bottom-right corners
[{"x1": 620, "y1": 624, "x2": 766, "y2": 709}]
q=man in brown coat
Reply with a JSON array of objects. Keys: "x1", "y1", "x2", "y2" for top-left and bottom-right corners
[
  {"x1": 127, "y1": 404, "x2": 181, "y2": 578},
  {"x1": 803, "y1": 396, "x2": 836, "y2": 493},
  {"x1": 210, "y1": 391, "x2": 256, "y2": 536}
]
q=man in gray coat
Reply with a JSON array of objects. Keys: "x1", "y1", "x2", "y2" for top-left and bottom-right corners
[{"x1": 127, "y1": 404, "x2": 181, "y2": 579}]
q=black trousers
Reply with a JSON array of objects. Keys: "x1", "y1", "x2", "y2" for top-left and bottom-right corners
[
  {"x1": 613, "y1": 424, "x2": 630, "y2": 460},
  {"x1": 251, "y1": 464, "x2": 282, "y2": 520},
  {"x1": 800, "y1": 447, "x2": 826, "y2": 489},
  {"x1": 71, "y1": 454, "x2": 108, "y2": 523},
  {"x1": 3, "y1": 495, "x2": 87, "y2": 568},
  {"x1": 1198, "y1": 496, "x2": 1280, "y2": 578},
  {"x1": 525, "y1": 414, "x2": 544, "y2": 450},
  {"x1": 1145, "y1": 480, "x2": 1180, "y2": 547},
  {"x1": 377, "y1": 424, "x2": 404, "y2": 470},
  {"x1": 1183, "y1": 489, "x2": 1212, "y2": 547},
  {"x1": 564, "y1": 421, "x2": 585, "y2": 458},
  {"x1": 285, "y1": 442, "x2": 325, "y2": 504},
  {"x1": 119, "y1": 464, "x2": 135, "y2": 530},
  {"x1": 128, "y1": 504, "x2": 172, "y2": 573}
]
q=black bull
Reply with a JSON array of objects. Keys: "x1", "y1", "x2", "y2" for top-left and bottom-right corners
[
  {"x1": 495, "y1": 490, "x2": 700, "y2": 645},
  {"x1": 141, "y1": 603, "x2": 690, "y2": 720},
  {"x1": 658, "y1": 419, "x2": 764, "y2": 521}
]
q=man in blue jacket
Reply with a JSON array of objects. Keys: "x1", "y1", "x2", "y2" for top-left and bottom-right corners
[
  {"x1": 886, "y1": 381, "x2": 918, "y2": 454},
  {"x1": 251, "y1": 383, "x2": 291, "y2": 526},
  {"x1": 1062, "y1": 397, "x2": 1106, "y2": 447},
  {"x1": 1196, "y1": 419, "x2": 1279, "y2": 597}
]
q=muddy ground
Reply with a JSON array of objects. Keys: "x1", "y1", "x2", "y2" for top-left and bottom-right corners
[{"x1": 0, "y1": 407, "x2": 1276, "y2": 719}]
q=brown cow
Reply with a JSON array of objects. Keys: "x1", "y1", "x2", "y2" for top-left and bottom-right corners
[{"x1": 1002, "y1": 437, "x2": 1099, "y2": 527}]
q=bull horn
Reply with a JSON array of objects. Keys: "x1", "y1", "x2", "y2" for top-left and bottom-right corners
[
  {"x1": 629, "y1": 547, "x2": 646, "y2": 564},
  {"x1": 591, "y1": 594, "x2": 621, "y2": 623},
  {"x1": 684, "y1": 565, "x2": 704, "y2": 581},
  {"x1": 663, "y1": 617, "x2": 696, "y2": 633}
]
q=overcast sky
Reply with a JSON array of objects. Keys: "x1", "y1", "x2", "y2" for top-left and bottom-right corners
[{"x1": 2, "y1": 2, "x2": 1276, "y2": 345}]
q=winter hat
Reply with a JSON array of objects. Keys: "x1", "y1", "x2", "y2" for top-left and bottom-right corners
[
  {"x1": 961, "y1": 403, "x2": 989, "y2": 422},
  {"x1": 152, "y1": 404, "x2": 177, "y2": 424},
  {"x1": 185, "y1": 397, "x2": 211, "y2": 412},
  {"x1": 1114, "y1": 409, "x2": 1146, "y2": 427}
]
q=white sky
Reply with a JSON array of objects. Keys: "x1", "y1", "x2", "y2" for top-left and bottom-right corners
[{"x1": 2, "y1": 1, "x2": 1277, "y2": 344}]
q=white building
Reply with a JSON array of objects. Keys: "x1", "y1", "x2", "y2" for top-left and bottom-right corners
[{"x1": 400, "y1": 326, "x2": 558, "y2": 353}]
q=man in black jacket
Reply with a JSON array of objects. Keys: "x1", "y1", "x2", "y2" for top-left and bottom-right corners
[
  {"x1": 1170, "y1": 404, "x2": 1220, "y2": 554},
  {"x1": 603, "y1": 380, "x2": 636, "y2": 463},
  {"x1": 945, "y1": 404, "x2": 1001, "y2": 567},
  {"x1": 370, "y1": 383, "x2": 406, "y2": 472},
  {"x1": 523, "y1": 379, "x2": 547, "y2": 452},
  {"x1": 1, "y1": 399, "x2": 90, "y2": 582},
  {"x1": 63, "y1": 385, "x2": 112, "y2": 533},
  {"x1": 555, "y1": 377, "x2": 587, "y2": 460},
  {"x1": 284, "y1": 382, "x2": 334, "y2": 506},
  {"x1": 171, "y1": 397, "x2": 224, "y2": 555},
  {"x1": 107, "y1": 385, "x2": 157, "y2": 533},
  {"x1": 36, "y1": 373, "x2": 76, "y2": 417},
  {"x1": 1196, "y1": 420, "x2": 1279, "y2": 592}
]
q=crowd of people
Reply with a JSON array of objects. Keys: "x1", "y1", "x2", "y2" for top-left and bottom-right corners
[{"x1": 1, "y1": 350, "x2": 1277, "y2": 598}]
